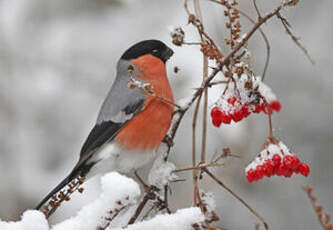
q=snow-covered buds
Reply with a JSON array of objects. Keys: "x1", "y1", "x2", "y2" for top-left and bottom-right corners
[
  {"x1": 245, "y1": 138, "x2": 310, "y2": 183},
  {"x1": 211, "y1": 74, "x2": 281, "y2": 127}
]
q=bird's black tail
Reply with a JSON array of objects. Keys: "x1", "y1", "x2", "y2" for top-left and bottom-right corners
[{"x1": 35, "y1": 172, "x2": 75, "y2": 210}]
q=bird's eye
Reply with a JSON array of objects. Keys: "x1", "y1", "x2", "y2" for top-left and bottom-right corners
[{"x1": 152, "y1": 49, "x2": 158, "y2": 53}]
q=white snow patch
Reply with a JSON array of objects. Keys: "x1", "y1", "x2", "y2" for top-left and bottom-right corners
[
  {"x1": 53, "y1": 172, "x2": 140, "y2": 230},
  {"x1": 148, "y1": 155, "x2": 177, "y2": 189},
  {"x1": 245, "y1": 141, "x2": 295, "y2": 172},
  {"x1": 177, "y1": 95, "x2": 194, "y2": 109},
  {"x1": 200, "y1": 191, "x2": 216, "y2": 214},
  {"x1": 113, "y1": 207, "x2": 204, "y2": 230},
  {"x1": 0, "y1": 210, "x2": 49, "y2": 230}
]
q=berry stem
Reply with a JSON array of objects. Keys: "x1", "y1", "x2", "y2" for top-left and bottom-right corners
[
  {"x1": 268, "y1": 112, "x2": 273, "y2": 138},
  {"x1": 262, "y1": 96, "x2": 274, "y2": 139}
]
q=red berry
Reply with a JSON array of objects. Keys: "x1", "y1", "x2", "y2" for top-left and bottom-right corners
[
  {"x1": 221, "y1": 112, "x2": 232, "y2": 124},
  {"x1": 253, "y1": 103, "x2": 262, "y2": 113},
  {"x1": 211, "y1": 107, "x2": 222, "y2": 119},
  {"x1": 256, "y1": 165, "x2": 265, "y2": 179},
  {"x1": 232, "y1": 109, "x2": 244, "y2": 122},
  {"x1": 270, "y1": 100, "x2": 281, "y2": 112},
  {"x1": 276, "y1": 164, "x2": 287, "y2": 176},
  {"x1": 299, "y1": 163, "x2": 310, "y2": 177},
  {"x1": 246, "y1": 169, "x2": 256, "y2": 182},
  {"x1": 284, "y1": 169, "x2": 293, "y2": 178},
  {"x1": 283, "y1": 155, "x2": 294, "y2": 169},
  {"x1": 263, "y1": 160, "x2": 274, "y2": 177},
  {"x1": 291, "y1": 156, "x2": 301, "y2": 169},
  {"x1": 295, "y1": 165, "x2": 302, "y2": 174},
  {"x1": 212, "y1": 117, "x2": 222, "y2": 127},
  {"x1": 227, "y1": 96, "x2": 237, "y2": 105},
  {"x1": 272, "y1": 154, "x2": 282, "y2": 167},
  {"x1": 242, "y1": 104, "x2": 251, "y2": 118}
]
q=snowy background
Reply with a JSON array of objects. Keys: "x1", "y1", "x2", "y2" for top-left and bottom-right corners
[{"x1": 0, "y1": 0, "x2": 332, "y2": 229}]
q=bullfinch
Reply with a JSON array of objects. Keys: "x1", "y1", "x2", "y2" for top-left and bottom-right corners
[{"x1": 36, "y1": 39, "x2": 174, "y2": 210}]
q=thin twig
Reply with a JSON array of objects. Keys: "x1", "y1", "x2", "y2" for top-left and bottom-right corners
[
  {"x1": 128, "y1": 194, "x2": 150, "y2": 225},
  {"x1": 303, "y1": 185, "x2": 333, "y2": 230},
  {"x1": 193, "y1": 0, "x2": 209, "y2": 165},
  {"x1": 236, "y1": 8, "x2": 270, "y2": 81},
  {"x1": 277, "y1": 12, "x2": 315, "y2": 65},
  {"x1": 172, "y1": 162, "x2": 224, "y2": 173},
  {"x1": 164, "y1": 185, "x2": 172, "y2": 214},
  {"x1": 253, "y1": 0, "x2": 262, "y2": 19},
  {"x1": 261, "y1": 97, "x2": 274, "y2": 138},
  {"x1": 208, "y1": 80, "x2": 229, "y2": 87},
  {"x1": 192, "y1": 93, "x2": 202, "y2": 206},
  {"x1": 206, "y1": 0, "x2": 271, "y2": 81},
  {"x1": 141, "y1": 205, "x2": 155, "y2": 221},
  {"x1": 201, "y1": 86, "x2": 208, "y2": 164},
  {"x1": 99, "y1": 206, "x2": 127, "y2": 230},
  {"x1": 153, "y1": 94, "x2": 182, "y2": 109},
  {"x1": 203, "y1": 168, "x2": 269, "y2": 230},
  {"x1": 255, "y1": 223, "x2": 261, "y2": 230}
]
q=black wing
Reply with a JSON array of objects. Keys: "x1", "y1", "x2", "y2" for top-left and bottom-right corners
[{"x1": 80, "y1": 121, "x2": 122, "y2": 156}]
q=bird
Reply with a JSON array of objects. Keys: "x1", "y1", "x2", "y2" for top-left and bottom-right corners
[{"x1": 36, "y1": 39, "x2": 175, "y2": 211}]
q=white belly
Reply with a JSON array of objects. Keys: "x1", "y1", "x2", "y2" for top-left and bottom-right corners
[{"x1": 86, "y1": 142, "x2": 156, "y2": 178}]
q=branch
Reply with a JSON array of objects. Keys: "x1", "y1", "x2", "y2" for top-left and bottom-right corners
[
  {"x1": 192, "y1": 92, "x2": 202, "y2": 206},
  {"x1": 203, "y1": 168, "x2": 269, "y2": 230},
  {"x1": 206, "y1": 0, "x2": 271, "y2": 80},
  {"x1": 277, "y1": 12, "x2": 315, "y2": 65},
  {"x1": 172, "y1": 162, "x2": 224, "y2": 173},
  {"x1": 303, "y1": 185, "x2": 333, "y2": 230},
  {"x1": 253, "y1": 0, "x2": 262, "y2": 19},
  {"x1": 165, "y1": 0, "x2": 297, "y2": 160}
]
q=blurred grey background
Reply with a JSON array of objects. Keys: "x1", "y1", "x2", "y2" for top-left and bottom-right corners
[{"x1": 0, "y1": 0, "x2": 332, "y2": 229}]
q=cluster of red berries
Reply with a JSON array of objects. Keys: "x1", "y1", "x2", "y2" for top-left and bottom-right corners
[
  {"x1": 211, "y1": 96, "x2": 281, "y2": 127},
  {"x1": 245, "y1": 141, "x2": 310, "y2": 183},
  {"x1": 246, "y1": 154, "x2": 310, "y2": 183},
  {"x1": 251, "y1": 100, "x2": 281, "y2": 114}
]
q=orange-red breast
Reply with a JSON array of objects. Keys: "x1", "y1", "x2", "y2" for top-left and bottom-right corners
[{"x1": 36, "y1": 40, "x2": 174, "y2": 210}]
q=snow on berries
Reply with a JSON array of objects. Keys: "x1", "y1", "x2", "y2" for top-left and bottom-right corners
[
  {"x1": 210, "y1": 73, "x2": 281, "y2": 127},
  {"x1": 245, "y1": 138, "x2": 310, "y2": 183}
]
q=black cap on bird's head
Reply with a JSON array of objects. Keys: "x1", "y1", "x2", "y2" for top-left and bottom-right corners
[{"x1": 121, "y1": 39, "x2": 174, "y2": 63}]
